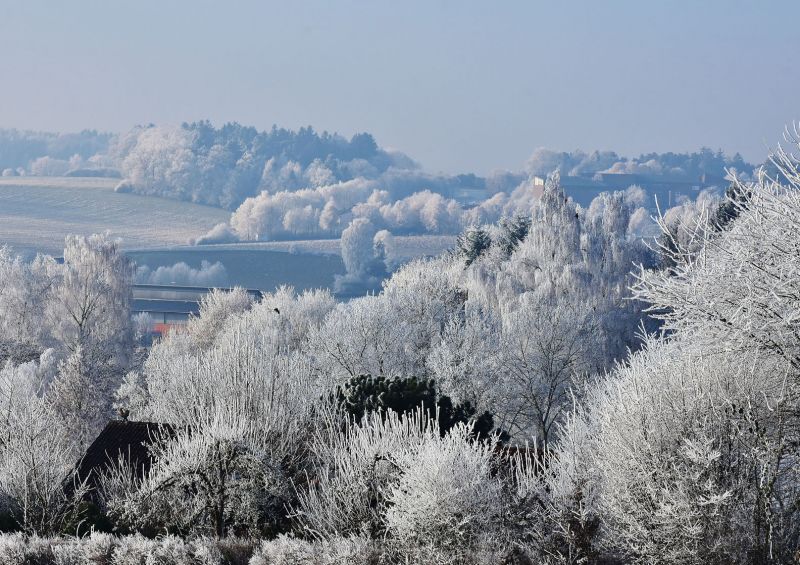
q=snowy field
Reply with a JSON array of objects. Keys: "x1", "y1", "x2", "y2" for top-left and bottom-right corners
[
  {"x1": 0, "y1": 176, "x2": 457, "y2": 291},
  {"x1": 0, "y1": 177, "x2": 229, "y2": 256}
]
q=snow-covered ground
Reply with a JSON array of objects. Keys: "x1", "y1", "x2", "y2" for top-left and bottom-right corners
[{"x1": 0, "y1": 177, "x2": 229, "y2": 256}]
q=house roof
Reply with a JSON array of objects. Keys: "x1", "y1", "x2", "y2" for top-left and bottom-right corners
[{"x1": 71, "y1": 420, "x2": 174, "y2": 496}]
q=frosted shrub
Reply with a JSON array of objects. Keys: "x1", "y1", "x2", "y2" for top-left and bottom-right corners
[
  {"x1": 297, "y1": 408, "x2": 514, "y2": 563},
  {"x1": 52, "y1": 532, "x2": 115, "y2": 565},
  {"x1": 0, "y1": 533, "x2": 29, "y2": 564},
  {"x1": 248, "y1": 534, "x2": 376, "y2": 565},
  {"x1": 581, "y1": 335, "x2": 799, "y2": 564},
  {"x1": 52, "y1": 544, "x2": 85, "y2": 565},
  {"x1": 0, "y1": 534, "x2": 253, "y2": 565},
  {"x1": 295, "y1": 409, "x2": 437, "y2": 539},
  {"x1": 111, "y1": 534, "x2": 195, "y2": 565},
  {"x1": 190, "y1": 537, "x2": 224, "y2": 565},
  {"x1": 384, "y1": 423, "x2": 505, "y2": 564},
  {"x1": 0, "y1": 533, "x2": 55, "y2": 565}
]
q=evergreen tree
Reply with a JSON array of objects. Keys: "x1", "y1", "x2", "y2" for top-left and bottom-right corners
[
  {"x1": 714, "y1": 180, "x2": 751, "y2": 231},
  {"x1": 456, "y1": 226, "x2": 492, "y2": 266},
  {"x1": 334, "y1": 374, "x2": 501, "y2": 440},
  {"x1": 497, "y1": 214, "x2": 531, "y2": 258}
]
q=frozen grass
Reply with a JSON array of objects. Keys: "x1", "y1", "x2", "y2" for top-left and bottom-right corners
[
  {"x1": 0, "y1": 177, "x2": 229, "y2": 256},
  {"x1": 0, "y1": 532, "x2": 258, "y2": 565}
]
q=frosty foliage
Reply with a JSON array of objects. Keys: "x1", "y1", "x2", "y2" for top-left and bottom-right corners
[
  {"x1": 0, "y1": 357, "x2": 88, "y2": 535},
  {"x1": 294, "y1": 409, "x2": 513, "y2": 564},
  {"x1": 308, "y1": 174, "x2": 655, "y2": 445},
  {"x1": 0, "y1": 531, "x2": 255, "y2": 565},
  {"x1": 0, "y1": 235, "x2": 134, "y2": 534},
  {"x1": 547, "y1": 136, "x2": 800, "y2": 563},
  {"x1": 3, "y1": 129, "x2": 797, "y2": 562},
  {"x1": 334, "y1": 218, "x2": 389, "y2": 293},
  {"x1": 383, "y1": 422, "x2": 505, "y2": 564},
  {"x1": 107, "y1": 286, "x2": 336, "y2": 537}
]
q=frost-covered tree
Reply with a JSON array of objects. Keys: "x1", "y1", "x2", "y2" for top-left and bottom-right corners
[
  {"x1": 0, "y1": 235, "x2": 136, "y2": 534},
  {"x1": 310, "y1": 255, "x2": 465, "y2": 382},
  {"x1": 549, "y1": 138, "x2": 800, "y2": 563},
  {"x1": 497, "y1": 295, "x2": 596, "y2": 447},
  {"x1": 183, "y1": 287, "x2": 254, "y2": 350},
  {"x1": 47, "y1": 234, "x2": 134, "y2": 373},
  {"x1": 340, "y1": 217, "x2": 378, "y2": 279},
  {"x1": 335, "y1": 218, "x2": 392, "y2": 293},
  {"x1": 46, "y1": 347, "x2": 108, "y2": 455},
  {"x1": 109, "y1": 288, "x2": 333, "y2": 537},
  {"x1": 426, "y1": 305, "x2": 501, "y2": 414},
  {"x1": 308, "y1": 295, "x2": 414, "y2": 380},
  {"x1": 447, "y1": 175, "x2": 657, "y2": 443},
  {"x1": 0, "y1": 249, "x2": 56, "y2": 363},
  {"x1": 0, "y1": 354, "x2": 86, "y2": 535},
  {"x1": 713, "y1": 179, "x2": 751, "y2": 230},
  {"x1": 496, "y1": 214, "x2": 531, "y2": 258}
]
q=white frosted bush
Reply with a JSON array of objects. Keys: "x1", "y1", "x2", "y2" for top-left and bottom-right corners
[
  {"x1": 248, "y1": 534, "x2": 375, "y2": 565},
  {"x1": 111, "y1": 534, "x2": 194, "y2": 565},
  {"x1": 295, "y1": 409, "x2": 437, "y2": 539},
  {"x1": 0, "y1": 533, "x2": 28, "y2": 564},
  {"x1": 0, "y1": 534, "x2": 236, "y2": 565},
  {"x1": 52, "y1": 543, "x2": 86, "y2": 565},
  {"x1": 384, "y1": 423, "x2": 505, "y2": 564},
  {"x1": 190, "y1": 537, "x2": 224, "y2": 565},
  {"x1": 0, "y1": 533, "x2": 55, "y2": 564},
  {"x1": 52, "y1": 532, "x2": 116, "y2": 565}
]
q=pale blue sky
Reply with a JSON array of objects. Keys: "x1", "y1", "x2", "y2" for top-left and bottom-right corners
[{"x1": 0, "y1": 1, "x2": 795, "y2": 173}]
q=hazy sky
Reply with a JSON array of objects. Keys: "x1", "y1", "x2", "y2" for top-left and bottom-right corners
[{"x1": 0, "y1": 1, "x2": 796, "y2": 174}]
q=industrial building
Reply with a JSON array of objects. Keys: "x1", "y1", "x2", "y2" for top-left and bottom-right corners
[{"x1": 132, "y1": 284, "x2": 262, "y2": 335}]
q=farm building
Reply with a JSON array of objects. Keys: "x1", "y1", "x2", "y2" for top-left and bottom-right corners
[{"x1": 67, "y1": 419, "x2": 174, "y2": 504}]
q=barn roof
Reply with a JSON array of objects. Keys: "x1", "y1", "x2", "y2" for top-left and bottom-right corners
[{"x1": 71, "y1": 420, "x2": 174, "y2": 496}]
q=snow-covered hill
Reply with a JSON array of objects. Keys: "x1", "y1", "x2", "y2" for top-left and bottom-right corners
[{"x1": 0, "y1": 177, "x2": 229, "y2": 256}]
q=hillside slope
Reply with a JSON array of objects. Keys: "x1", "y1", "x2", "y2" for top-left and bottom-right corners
[{"x1": 0, "y1": 177, "x2": 229, "y2": 256}]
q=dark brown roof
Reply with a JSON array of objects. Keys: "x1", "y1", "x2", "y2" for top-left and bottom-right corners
[{"x1": 69, "y1": 420, "x2": 174, "y2": 498}]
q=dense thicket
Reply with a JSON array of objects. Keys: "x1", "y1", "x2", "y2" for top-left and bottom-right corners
[
  {"x1": 0, "y1": 132, "x2": 797, "y2": 562},
  {"x1": 0, "y1": 235, "x2": 135, "y2": 533}
]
